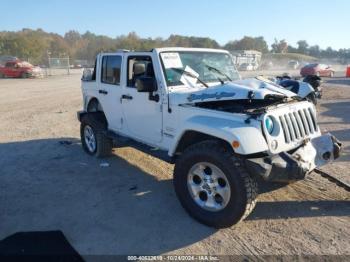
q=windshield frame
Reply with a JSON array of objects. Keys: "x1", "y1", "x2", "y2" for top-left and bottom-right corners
[{"x1": 159, "y1": 50, "x2": 240, "y2": 88}]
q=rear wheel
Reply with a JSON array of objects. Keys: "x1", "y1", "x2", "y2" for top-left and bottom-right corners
[
  {"x1": 174, "y1": 140, "x2": 258, "y2": 228},
  {"x1": 80, "y1": 113, "x2": 113, "y2": 158},
  {"x1": 21, "y1": 72, "x2": 29, "y2": 78},
  {"x1": 0, "y1": 72, "x2": 5, "y2": 78}
]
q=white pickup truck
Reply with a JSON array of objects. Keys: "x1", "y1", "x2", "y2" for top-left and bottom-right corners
[{"x1": 78, "y1": 48, "x2": 341, "y2": 228}]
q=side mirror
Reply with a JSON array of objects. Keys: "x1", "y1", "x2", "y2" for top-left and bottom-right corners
[{"x1": 136, "y1": 76, "x2": 157, "y2": 92}]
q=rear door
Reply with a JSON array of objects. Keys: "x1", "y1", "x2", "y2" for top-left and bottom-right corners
[
  {"x1": 96, "y1": 55, "x2": 124, "y2": 131},
  {"x1": 120, "y1": 54, "x2": 162, "y2": 144},
  {"x1": 4, "y1": 62, "x2": 16, "y2": 77}
]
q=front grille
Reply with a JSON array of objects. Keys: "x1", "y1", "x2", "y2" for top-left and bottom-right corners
[{"x1": 279, "y1": 107, "x2": 318, "y2": 143}]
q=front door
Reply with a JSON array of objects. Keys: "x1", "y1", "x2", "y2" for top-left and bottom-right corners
[
  {"x1": 4, "y1": 62, "x2": 17, "y2": 77},
  {"x1": 120, "y1": 55, "x2": 162, "y2": 144},
  {"x1": 97, "y1": 55, "x2": 123, "y2": 131}
]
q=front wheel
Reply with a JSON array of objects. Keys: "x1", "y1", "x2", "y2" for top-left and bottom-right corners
[{"x1": 173, "y1": 140, "x2": 258, "y2": 228}]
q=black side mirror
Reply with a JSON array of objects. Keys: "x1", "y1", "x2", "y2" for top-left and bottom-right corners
[
  {"x1": 136, "y1": 76, "x2": 157, "y2": 92},
  {"x1": 135, "y1": 76, "x2": 159, "y2": 102}
]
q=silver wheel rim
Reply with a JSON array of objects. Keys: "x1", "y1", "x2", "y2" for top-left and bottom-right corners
[
  {"x1": 187, "y1": 162, "x2": 231, "y2": 212},
  {"x1": 84, "y1": 125, "x2": 96, "y2": 153}
]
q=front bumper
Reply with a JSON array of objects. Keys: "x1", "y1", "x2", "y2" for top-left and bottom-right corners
[
  {"x1": 28, "y1": 71, "x2": 44, "y2": 78},
  {"x1": 245, "y1": 133, "x2": 342, "y2": 182}
]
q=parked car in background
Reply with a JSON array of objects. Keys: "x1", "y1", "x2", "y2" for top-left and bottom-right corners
[
  {"x1": 238, "y1": 63, "x2": 254, "y2": 71},
  {"x1": 288, "y1": 60, "x2": 299, "y2": 69},
  {"x1": 300, "y1": 63, "x2": 335, "y2": 77},
  {"x1": 70, "y1": 64, "x2": 83, "y2": 69},
  {"x1": 0, "y1": 60, "x2": 43, "y2": 78}
]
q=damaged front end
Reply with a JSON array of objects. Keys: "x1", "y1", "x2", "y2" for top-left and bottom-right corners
[
  {"x1": 177, "y1": 78, "x2": 342, "y2": 183},
  {"x1": 192, "y1": 97, "x2": 342, "y2": 183},
  {"x1": 245, "y1": 134, "x2": 342, "y2": 182}
]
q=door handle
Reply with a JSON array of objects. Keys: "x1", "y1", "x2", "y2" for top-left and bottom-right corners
[
  {"x1": 121, "y1": 94, "x2": 133, "y2": 100},
  {"x1": 99, "y1": 89, "x2": 108, "y2": 95}
]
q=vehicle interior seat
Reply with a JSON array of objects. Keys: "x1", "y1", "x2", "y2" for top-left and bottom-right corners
[{"x1": 131, "y1": 62, "x2": 146, "y2": 86}]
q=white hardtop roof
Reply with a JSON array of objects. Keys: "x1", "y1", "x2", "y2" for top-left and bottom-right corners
[
  {"x1": 100, "y1": 47, "x2": 230, "y2": 56},
  {"x1": 154, "y1": 47, "x2": 229, "y2": 54}
]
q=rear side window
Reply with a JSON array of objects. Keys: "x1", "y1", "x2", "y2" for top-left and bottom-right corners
[
  {"x1": 101, "y1": 56, "x2": 122, "y2": 85},
  {"x1": 5, "y1": 62, "x2": 14, "y2": 68}
]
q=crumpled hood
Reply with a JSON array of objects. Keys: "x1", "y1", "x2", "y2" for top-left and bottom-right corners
[{"x1": 170, "y1": 77, "x2": 297, "y2": 105}]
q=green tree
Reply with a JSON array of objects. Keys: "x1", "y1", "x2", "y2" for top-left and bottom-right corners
[
  {"x1": 297, "y1": 40, "x2": 309, "y2": 54},
  {"x1": 271, "y1": 39, "x2": 288, "y2": 53},
  {"x1": 308, "y1": 45, "x2": 320, "y2": 57},
  {"x1": 224, "y1": 36, "x2": 268, "y2": 53}
]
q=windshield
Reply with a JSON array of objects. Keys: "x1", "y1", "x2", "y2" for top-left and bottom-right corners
[{"x1": 160, "y1": 51, "x2": 240, "y2": 87}]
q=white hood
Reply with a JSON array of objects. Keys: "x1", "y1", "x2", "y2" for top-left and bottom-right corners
[{"x1": 170, "y1": 77, "x2": 297, "y2": 105}]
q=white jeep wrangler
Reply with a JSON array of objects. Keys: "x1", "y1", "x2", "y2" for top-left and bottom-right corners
[{"x1": 78, "y1": 48, "x2": 341, "y2": 228}]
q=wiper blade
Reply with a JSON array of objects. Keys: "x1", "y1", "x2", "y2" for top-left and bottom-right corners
[
  {"x1": 205, "y1": 64, "x2": 232, "y2": 82},
  {"x1": 170, "y1": 67, "x2": 208, "y2": 88}
]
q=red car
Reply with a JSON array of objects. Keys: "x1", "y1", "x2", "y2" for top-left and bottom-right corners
[
  {"x1": 300, "y1": 63, "x2": 335, "y2": 77},
  {"x1": 0, "y1": 61, "x2": 43, "y2": 78}
]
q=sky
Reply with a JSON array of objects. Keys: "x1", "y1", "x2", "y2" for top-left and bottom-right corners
[{"x1": 1, "y1": 0, "x2": 349, "y2": 50}]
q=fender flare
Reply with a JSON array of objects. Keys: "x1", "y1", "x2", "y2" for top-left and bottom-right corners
[
  {"x1": 168, "y1": 115, "x2": 268, "y2": 156},
  {"x1": 86, "y1": 97, "x2": 104, "y2": 112}
]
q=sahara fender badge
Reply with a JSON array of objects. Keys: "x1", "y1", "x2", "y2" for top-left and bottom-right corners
[{"x1": 187, "y1": 92, "x2": 236, "y2": 102}]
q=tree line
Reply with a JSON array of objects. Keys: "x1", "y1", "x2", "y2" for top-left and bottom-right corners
[{"x1": 0, "y1": 29, "x2": 349, "y2": 65}]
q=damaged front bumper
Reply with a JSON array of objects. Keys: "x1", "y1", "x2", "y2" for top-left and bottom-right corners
[{"x1": 245, "y1": 133, "x2": 342, "y2": 182}]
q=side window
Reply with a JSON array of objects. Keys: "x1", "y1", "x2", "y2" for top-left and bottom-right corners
[
  {"x1": 101, "y1": 56, "x2": 122, "y2": 85},
  {"x1": 127, "y1": 56, "x2": 154, "y2": 87}
]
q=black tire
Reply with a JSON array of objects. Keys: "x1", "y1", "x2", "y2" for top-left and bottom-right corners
[
  {"x1": 21, "y1": 72, "x2": 29, "y2": 78},
  {"x1": 173, "y1": 140, "x2": 258, "y2": 228},
  {"x1": 80, "y1": 113, "x2": 113, "y2": 158},
  {"x1": 0, "y1": 72, "x2": 5, "y2": 78},
  {"x1": 306, "y1": 92, "x2": 317, "y2": 105}
]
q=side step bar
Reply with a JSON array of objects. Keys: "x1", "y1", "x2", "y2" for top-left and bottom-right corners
[{"x1": 105, "y1": 130, "x2": 176, "y2": 164}]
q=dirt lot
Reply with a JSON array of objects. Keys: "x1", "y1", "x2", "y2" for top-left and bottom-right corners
[{"x1": 0, "y1": 71, "x2": 349, "y2": 258}]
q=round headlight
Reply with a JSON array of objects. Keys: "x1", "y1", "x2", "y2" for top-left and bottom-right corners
[{"x1": 265, "y1": 116, "x2": 274, "y2": 134}]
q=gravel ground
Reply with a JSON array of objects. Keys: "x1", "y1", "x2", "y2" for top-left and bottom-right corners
[{"x1": 0, "y1": 72, "x2": 349, "y2": 259}]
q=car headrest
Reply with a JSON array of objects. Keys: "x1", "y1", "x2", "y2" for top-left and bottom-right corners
[{"x1": 133, "y1": 63, "x2": 146, "y2": 76}]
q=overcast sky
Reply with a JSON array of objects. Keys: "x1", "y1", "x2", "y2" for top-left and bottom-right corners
[{"x1": 1, "y1": 0, "x2": 349, "y2": 49}]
